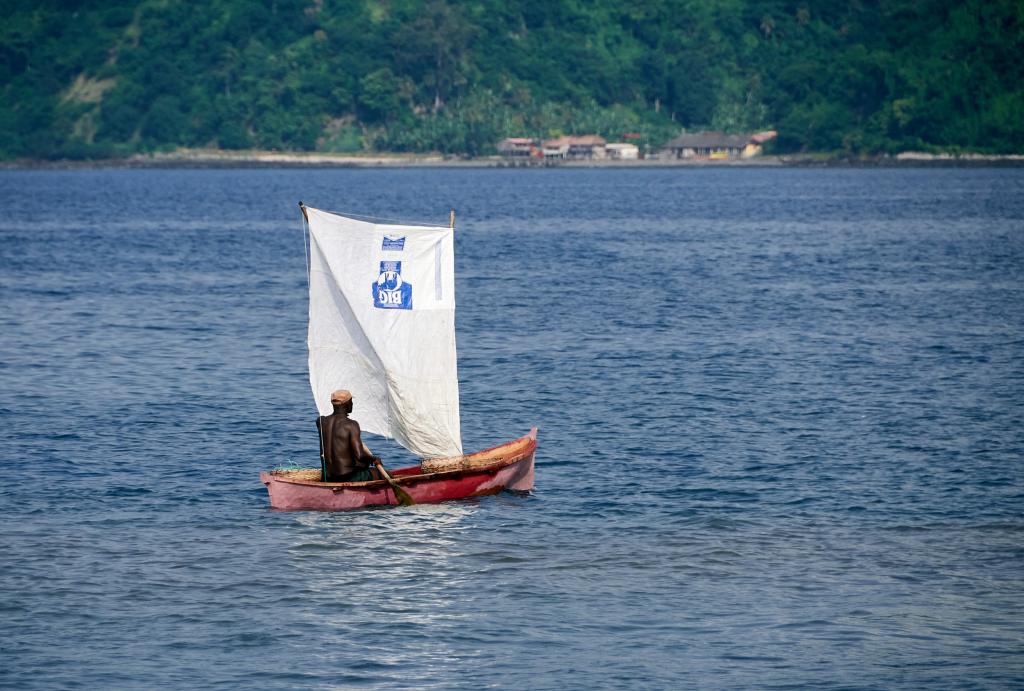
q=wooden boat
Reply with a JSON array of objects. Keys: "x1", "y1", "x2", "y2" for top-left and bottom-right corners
[
  {"x1": 260, "y1": 204, "x2": 537, "y2": 510},
  {"x1": 261, "y1": 428, "x2": 536, "y2": 511}
]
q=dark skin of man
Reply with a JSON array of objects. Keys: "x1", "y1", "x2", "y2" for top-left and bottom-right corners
[{"x1": 317, "y1": 400, "x2": 380, "y2": 481}]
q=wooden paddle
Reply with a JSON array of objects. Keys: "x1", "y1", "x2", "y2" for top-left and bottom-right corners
[
  {"x1": 363, "y1": 442, "x2": 415, "y2": 506},
  {"x1": 373, "y1": 459, "x2": 416, "y2": 507}
]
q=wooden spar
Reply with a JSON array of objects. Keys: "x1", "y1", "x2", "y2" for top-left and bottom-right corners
[
  {"x1": 300, "y1": 202, "x2": 448, "y2": 229},
  {"x1": 450, "y1": 209, "x2": 455, "y2": 230},
  {"x1": 316, "y1": 416, "x2": 326, "y2": 481}
]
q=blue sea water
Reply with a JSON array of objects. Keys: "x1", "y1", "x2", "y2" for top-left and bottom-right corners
[{"x1": 1, "y1": 166, "x2": 1022, "y2": 689}]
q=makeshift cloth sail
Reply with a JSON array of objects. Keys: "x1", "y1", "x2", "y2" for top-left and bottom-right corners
[{"x1": 304, "y1": 206, "x2": 462, "y2": 458}]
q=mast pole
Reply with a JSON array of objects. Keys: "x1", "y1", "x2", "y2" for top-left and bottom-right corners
[
  {"x1": 449, "y1": 209, "x2": 455, "y2": 230},
  {"x1": 298, "y1": 201, "x2": 311, "y2": 290}
]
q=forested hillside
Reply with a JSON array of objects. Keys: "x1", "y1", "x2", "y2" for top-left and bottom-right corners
[{"x1": 2, "y1": 0, "x2": 1022, "y2": 159}]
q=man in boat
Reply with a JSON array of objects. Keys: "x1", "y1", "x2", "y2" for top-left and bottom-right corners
[{"x1": 317, "y1": 389, "x2": 382, "y2": 482}]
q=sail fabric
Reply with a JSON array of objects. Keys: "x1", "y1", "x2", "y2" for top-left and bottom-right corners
[{"x1": 305, "y1": 206, "x2": 462, "y2": 458}]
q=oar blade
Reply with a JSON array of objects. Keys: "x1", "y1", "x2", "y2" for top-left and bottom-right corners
[
  {"x1": 393, "y1": 486, "x2": 416, "y2": 506},
  {"x1": 375, "y1": 461, "x2": 416, "y2": 507}
]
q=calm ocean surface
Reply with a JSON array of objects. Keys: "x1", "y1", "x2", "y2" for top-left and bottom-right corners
[{"x1": 1, "y1": 167, "x2": 1022, "y2": 689}]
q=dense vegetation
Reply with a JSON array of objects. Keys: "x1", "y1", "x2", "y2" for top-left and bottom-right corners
[{"x1": 2, "y1": 0, "x2": 1022, "y2": 159}]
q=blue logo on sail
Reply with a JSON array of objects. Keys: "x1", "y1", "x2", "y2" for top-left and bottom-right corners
[
  {"x1": 382, "y1": 236, "x2": 406, "y2": 251},
  {"x1": 372, "y1": 261, "x2": 412, "y2": 310}
]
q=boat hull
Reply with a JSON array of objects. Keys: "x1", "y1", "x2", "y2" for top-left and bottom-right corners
[{"x1": 260, "y1": 429, "x2": 536, "y2": 511}]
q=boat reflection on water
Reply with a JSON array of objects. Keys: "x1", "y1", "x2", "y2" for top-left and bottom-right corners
[{"x1": 282, "y1": 505, "x2": 484, "y2": 677}]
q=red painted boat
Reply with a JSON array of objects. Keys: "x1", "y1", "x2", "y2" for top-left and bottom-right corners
[{"x1": 261, "y1": 429, "x2": 536, "y2": 511}]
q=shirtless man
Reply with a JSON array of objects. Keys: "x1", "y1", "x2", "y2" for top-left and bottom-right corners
[{"x1": 316, "y1": 390, "x2": 381, "y2": 482}]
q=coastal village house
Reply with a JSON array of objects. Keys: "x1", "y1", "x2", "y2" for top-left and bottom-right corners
[
  {"x1": 539, "y1": 137, "x2": 567, "y2": 159},
  {"x1": 539, "y1": 135, "x2": 608, "y2": 160},
  {"x1": 663, "y1": 130, "x2": 778, "y2": 160},
  {"x1": 565, "y1": 135, "x2": 607, "y2": 159},
  {"x1": 746, "y1": 131, "x2": 778, "y2": 157},
  {"x1": 605, "y1": 143, "x2": 639, "y2": 160},
  {"x1": 496, "y1": 137, "x2": 537, "y2": 158}
]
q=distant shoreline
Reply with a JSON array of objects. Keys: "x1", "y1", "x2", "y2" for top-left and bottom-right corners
[{"x1": 4, "y1": 149, "x2": 1024, "y2": 170}]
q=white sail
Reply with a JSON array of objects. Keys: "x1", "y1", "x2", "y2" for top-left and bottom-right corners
[{"x1": 305, "y1": 206, "x2": 462, "y2": 458}]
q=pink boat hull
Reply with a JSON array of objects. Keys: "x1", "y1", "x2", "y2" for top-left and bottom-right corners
[{"x1": 260, "y1": 428, "x2": 537, "y2": 511}]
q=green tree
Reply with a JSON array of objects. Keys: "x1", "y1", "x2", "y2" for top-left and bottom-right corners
[
  {"x1": 142, "y1": 95, "x2": 187, "y2": 145},
  {"x1": 358, "y1": 68, "x2": 401, "y2": 123},
  {"x1": 394, "y1": 1, "x2": 477, "y2": 112}
]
